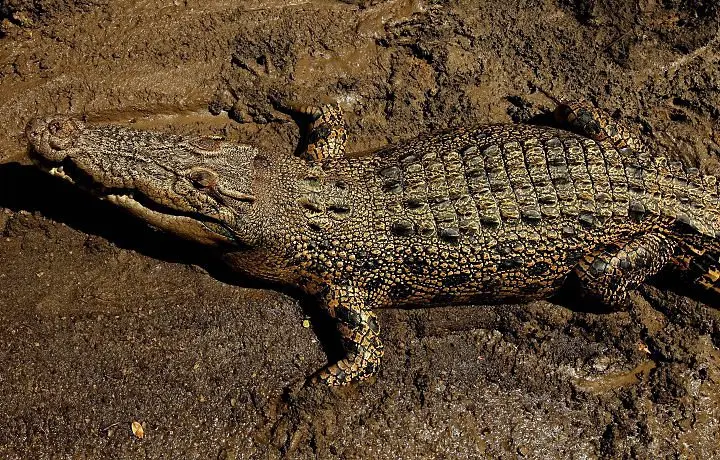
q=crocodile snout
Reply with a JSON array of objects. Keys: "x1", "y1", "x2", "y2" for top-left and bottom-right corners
[{"x1": 26, "y1": 116, "x2": 84, "y2": 162}]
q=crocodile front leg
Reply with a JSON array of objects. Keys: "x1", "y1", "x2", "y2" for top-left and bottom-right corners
[
  {"x1": 292, "y1": 102, "x2": 348, "y2": 162},
  {"x1": 575, "y1": 233, "x2": 677, "y2": 307},
  {"x1": 314, "y1": 283, "x2": 383, "y2": 386}
]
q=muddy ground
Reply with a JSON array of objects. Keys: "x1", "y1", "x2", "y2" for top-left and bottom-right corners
[{"x1": 1, "y1": 0, "x2": 719, "y2": 458}]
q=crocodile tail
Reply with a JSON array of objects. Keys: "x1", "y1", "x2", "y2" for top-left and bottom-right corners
[{"x1": 672, "y1": 168, "x2": 720, "y2": 240}]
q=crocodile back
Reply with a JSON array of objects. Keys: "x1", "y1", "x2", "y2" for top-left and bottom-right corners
[{"x1": 361, "y1": 124, "x2": 719, "y2": 244}]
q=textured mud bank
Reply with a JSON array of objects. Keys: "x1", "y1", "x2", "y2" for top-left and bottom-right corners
[{"x1": 1, "y1": 0, "x2": 719, "y2": 458}]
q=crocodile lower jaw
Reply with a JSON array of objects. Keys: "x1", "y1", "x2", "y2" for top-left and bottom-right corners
[{"x1": 105, "y1": 194, "x2": 234, "y2": 245}]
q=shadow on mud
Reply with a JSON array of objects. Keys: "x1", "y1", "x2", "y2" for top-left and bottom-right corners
[
  {"x1": 1, "y1": 162, "x2": 210, "y2": 265},
  {"x1": 0, "y1": 161, "x2": 343, "y2": 365}
]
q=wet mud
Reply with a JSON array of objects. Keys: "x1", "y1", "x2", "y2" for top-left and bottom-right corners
[{"x1": 1, "y1": 0, "x2": 719, "y2": 458}]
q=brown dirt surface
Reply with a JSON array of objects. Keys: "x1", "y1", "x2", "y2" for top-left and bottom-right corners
[{"x1": 1, "y1": 0, "x2": 720, "y2": 458}]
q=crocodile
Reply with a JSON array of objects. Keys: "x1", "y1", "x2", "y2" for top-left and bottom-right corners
[{"x1": 25, "y1": 101, "x2": 720, "y2": 386}]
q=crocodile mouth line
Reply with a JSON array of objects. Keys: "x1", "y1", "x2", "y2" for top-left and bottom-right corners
[{"x1": 34, "y1": 156, "x2": 230, "y2": 229}]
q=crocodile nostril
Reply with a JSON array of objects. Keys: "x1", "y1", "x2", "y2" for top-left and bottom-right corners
[
  {"x1": 25, "y1": 118, "x2": 48, "y2": 146},
  {"x1": 47, "y1": 117, "x2": 81, "y2": 151},
  {"x1": 26, "y1": 116, "x2": 84, "y2": 162}
]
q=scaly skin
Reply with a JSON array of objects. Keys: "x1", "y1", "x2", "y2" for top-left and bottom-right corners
[{"x1": 25, "y1": 102, "x2": 720, "y2": 385}]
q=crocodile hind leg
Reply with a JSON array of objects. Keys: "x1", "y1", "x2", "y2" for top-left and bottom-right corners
[
  {"x1": 575, "y1": 233, "x2": 677, "y2": 307},
  {"x1": 673, "y1": 239, "x2": 720, "y2": 299},
  {"x1": 695, "y1": 270, "x2": 720, "y2": 297},
  {"x1": 553, "y1": 99, "x2": 649, "y2": 154},
  {"x1": 313, "y1": 283, "x2": 383, "y2": 386},
  {"x1": 289, "y1": 102, "x2": 348, "y2": 162}
]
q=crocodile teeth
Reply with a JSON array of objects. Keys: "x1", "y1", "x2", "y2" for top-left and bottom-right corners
[
  {"x1": 106, "y1": 194, "x2": 137, "y2": 205},
  {"x1": 49, "y1": 166, "x2": 75, "y2": 184}
]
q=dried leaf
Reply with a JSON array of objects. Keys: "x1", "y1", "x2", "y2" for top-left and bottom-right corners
[{"x1": 131, "y1": 421, "x2": 144, "y2": 439}]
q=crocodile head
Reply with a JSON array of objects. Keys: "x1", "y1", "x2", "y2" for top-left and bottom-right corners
[{"x1": 26, "y1": 116, "x2": 275, "y2": 248}]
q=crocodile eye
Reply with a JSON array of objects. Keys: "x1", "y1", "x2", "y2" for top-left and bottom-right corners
[{"x1": 187, "y1": 168, "x2": 217, "y2": 189}]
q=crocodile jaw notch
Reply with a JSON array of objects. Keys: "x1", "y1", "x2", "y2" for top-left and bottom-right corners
[{"x1": 26, "y1": 116, "x2": 84, "y2": 163}]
